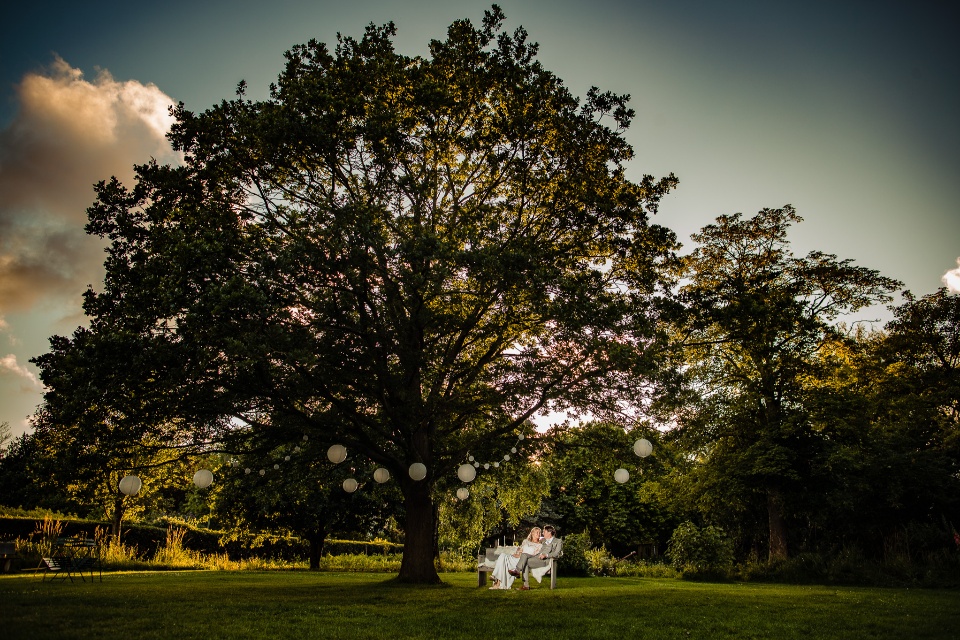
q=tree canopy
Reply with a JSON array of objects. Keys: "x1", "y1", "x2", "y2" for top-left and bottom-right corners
[
  {"x1": 673, "y1": 206, "x2": 901, "y2": 559},
  {"x1": 33, "y1": 6, "x2": 679, "y2": 582}
]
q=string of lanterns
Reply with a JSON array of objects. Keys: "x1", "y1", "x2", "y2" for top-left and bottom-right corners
[
  {"x1": 451, "y1": 432, "x2": 528, "y2": 501},
  {"x1": 116, "y1": 434, "x2": 656, "y2": 499}
]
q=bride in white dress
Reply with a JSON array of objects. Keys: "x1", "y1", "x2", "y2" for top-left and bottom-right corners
[{"x1": 490, "y1": 527, "x2": 542, "y2": 590}]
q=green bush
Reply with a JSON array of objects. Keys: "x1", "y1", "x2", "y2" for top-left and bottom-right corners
[
  {"x1": 666, "y1": 521, "x2": 734, "y2": 579},
  {"x1": 559, "y1": 532, "x2": 592, "y2": 577},
  {"x1": 319, "y1": 553, "x2": 403, "y2": 572},
  {"x1": 735, "y1": 547, "x2": 960, "y2": 588},
  {"x1": 612, "y1": 559, "x2": 679, "y2": 579},
  {"x1": 584, "y1": 545, "x2": 618, "y2": 576}
]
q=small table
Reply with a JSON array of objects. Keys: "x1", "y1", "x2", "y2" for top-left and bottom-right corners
[{"x1": 42, "y1": 537, "x2": 102, "y2": 583}]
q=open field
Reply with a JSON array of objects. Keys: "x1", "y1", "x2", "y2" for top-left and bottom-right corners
[{"x1": 1, "y1": 571, "x2": 957, "y2": 640}]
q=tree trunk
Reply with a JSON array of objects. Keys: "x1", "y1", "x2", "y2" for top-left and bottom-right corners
[
  {"x1": 397, "y1": 479, "x2": 441, "y2": 583},
  {"x1": 111, "y1": 495, "x2": 125, "y2": 541},
  {"x1": 767, "y1": 487, "x2": 788, "y2": 561},
  {"x1": 307, "y1": 528, "x2": 326, "y2": 571}
]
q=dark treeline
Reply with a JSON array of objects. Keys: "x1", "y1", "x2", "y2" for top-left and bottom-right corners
[{"x1": 2, "y1": 209, "x2": 956, "y2": 580}]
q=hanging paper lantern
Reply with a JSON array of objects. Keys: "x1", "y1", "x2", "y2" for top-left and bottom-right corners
[
  {"x1": 614, "y1": 468, "x2": 630, "y2": 484},
  {"x1": 192, "y1": 469, "x2": 214, "y2": 489},
  {"x1": 634, "y1": 438, "x2": 653, "y2": 458},
  {"x1": 303, "y1": 435, "x2": 309, "y2": 441},
  {"x1": 473, "y1": 461, "x2": 480, "y2": 468},
  {"x1": 456, "y1": 487, "x2": 470, "y2": 501},
  {"x1": 373, "y1": 468, "x2": 390, "y2": 483},
  {"x1": 503, "y1": 454, "x2": 510, "y2": 461},
  {"x1": 510, "y1": 447, "x2": 517, "y2": 454},
  {"x1": 118, "y1": 475, "x2": 142, "y2": 496},
  {"x1": 342, "y1": 478, "x2": 358, "y2": 493},
  {"x1": 468, "y1": 455, "x2": 475, "y2": 462},
  {"x1": 327, "y1": 444, "x2": 347, "y2": 464},
  {"x1": 457, "y1": 464, "x2": 477, "y2": 483},
  {"x1": 518, "y1": 434, "x2": 525, "y2": 440},
  {"x1": 244, "y1": 468, "x2": 251, "y2": 474},
  {"x1": 273, "y1": 463, "x2": 280, "y2": 470},
  {"x1": 408, "y1": 463, "x2": 427, "y2": 481},
  {"x1": 294, "y1": 446, "x2": 301, "y2": 453},
  {"x1": 493, "y1": 461, "x2": 500, "y2": 468},
  {"x1": 284, "y1": 455, "x2": 290, "y2": 462},
  {"x1": 259, "y1": 469, "x2": 266, "y2": 476},
  {"x1": 483, "y1": 463, "x2": 490, "y2": 470}
]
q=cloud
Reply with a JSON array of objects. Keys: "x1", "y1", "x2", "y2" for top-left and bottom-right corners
[
  {"x1": 0, "y1": 354, "x2": 41, "y2": 392},
  {"x1": 943, "y1": 258, "x2": 960, "y2": 294},
  {"x1": 0, "y1": 56, "x2": 180, "y2": 316}
]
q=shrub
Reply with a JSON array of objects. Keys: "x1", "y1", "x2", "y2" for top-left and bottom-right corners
[
  {"x1": 559, "y1": 532, "x2": 592, "y2": 577},
  {"x1": 319, "y1": 553, "x2": 403, "y2": 572},
  {"x1": 584, "y1": 545, "x2": 618, "y2": 577},
  {"x1": 666, "y1": 521, "x2": 734, "y2": 579},
  {"x1": 437, "y1": 549, "x2": 475, "y2": 573},
  {"x1": 612, "y1": 559, "x2": 679, "y2": 579}
]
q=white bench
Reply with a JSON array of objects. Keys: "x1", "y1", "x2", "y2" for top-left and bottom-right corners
[{"x1": 477, "y1": 546, "x2": 559, "y2": 589}]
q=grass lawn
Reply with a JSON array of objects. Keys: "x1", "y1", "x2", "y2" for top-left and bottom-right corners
[{"x1": 1, "y1": 571, "x2": 957, "y2": 639}]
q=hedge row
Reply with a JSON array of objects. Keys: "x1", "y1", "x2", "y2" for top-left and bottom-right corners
[{"x1": 0, "y1": 516, "x2": 402, "y2": 560}]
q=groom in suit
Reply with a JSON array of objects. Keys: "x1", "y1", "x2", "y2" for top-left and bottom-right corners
[{"x1": 509, "y1": 524, "x2": 562, "y2": 590}]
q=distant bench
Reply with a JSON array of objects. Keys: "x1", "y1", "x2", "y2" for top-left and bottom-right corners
[
  {"x1": 477, "y1": 546, "x2": 559, "y2": 589},
  {"x1": 0, "y1": 541, "x2": 18, "y2": 573}
]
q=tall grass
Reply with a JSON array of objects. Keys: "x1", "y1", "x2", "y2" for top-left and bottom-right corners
[{"x1": 32, "y1": 515, "x2": 63, "y2": 557}]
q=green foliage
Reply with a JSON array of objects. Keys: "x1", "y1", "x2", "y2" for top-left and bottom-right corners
[
  {"x1": 735, "y1": 548, "x2": 960, "y2": 589},
  {"x1": 666, "y1": 521, "x2": 734, "y2": 578},
  {"x1": 673, "y1": 207, "x2": 901, "y2": 560},
  {"x1": 795, "y1": 291, "x2": 960, "y2": 558},
  {"x1": 545, "y1": 421, "x2": 677, "y2": 557},
  {"x1": 583, "y1": 545, "x2": 618, "y2": 576},
  {"x1": 611, "y1": 559, "x2": 679, "y2": 578},
  {"x1": 437, "y1": 449, "x2": 550, "y2": 551},
  {"x1": 581, "y1": 546, "x2": 677, "y2": 578},
  {"x1": 557, "y1": 531, "x2": 592, "y2": 576},
  {"x1": 31, "y1": 5, "x2": 678, "y2": 583},
  {"x1": 211, "y1": 445, "x2": 403, "y2": 569}
]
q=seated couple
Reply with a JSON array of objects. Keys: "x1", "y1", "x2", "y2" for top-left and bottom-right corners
[{"x1": 489, "y1": 525, "x2": 562, "y2": 590}]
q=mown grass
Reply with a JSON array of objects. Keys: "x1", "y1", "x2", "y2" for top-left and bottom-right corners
[{"x1": 1, "y1": 571, "x2": 957, "y2": 640}]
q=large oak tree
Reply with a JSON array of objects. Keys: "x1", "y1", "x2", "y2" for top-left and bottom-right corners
[{"x1": 35, "y1": 6, "x2": 679, "y2": 582}]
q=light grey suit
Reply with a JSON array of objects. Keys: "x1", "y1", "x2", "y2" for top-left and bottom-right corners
[{"x1": 515, "y1": 535, "x2": 563, "y2": 587}]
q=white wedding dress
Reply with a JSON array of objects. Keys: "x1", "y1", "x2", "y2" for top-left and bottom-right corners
[{"x1": 491, "y1": 540, "x2": 541, "y2": 589}]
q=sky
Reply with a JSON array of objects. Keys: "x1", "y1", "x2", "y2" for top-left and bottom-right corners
[{"x1": 1, "y1": 0, "x2": 958, "y2": 439}]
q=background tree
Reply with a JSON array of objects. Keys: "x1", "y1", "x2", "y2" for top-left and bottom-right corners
[
  {"x1": 795, "y1": 288, "x2": 960, "y2": 562},
  {"x1": 36, "y1": 6, "x2": 679, "y2": 583},
  {"x1": 437, "y1": 441, "x2": 550, "y2": 553},
  {"x1": 674, "y1": 206, "x2": 900, "y2": 560},
  {"x1": 545, "y1": 421, "x2": 676, "y2": 557},
  {"x1": 0, "y1": 431, "x2": 63, "y2": 512},
  {"x1": 213, "y1": 443, "x2": 404, "y2": 569}
]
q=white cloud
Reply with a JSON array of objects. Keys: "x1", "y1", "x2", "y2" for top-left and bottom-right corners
[
  {"x1": 0, "y1": 56, "x2": 180, "y2": 316},
  {"x1": 0, "y1": 354, "x2": 41, "y2": 392},
  {"x1": 943, "y1": 258, "x2": 960, "y2": 294}
]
